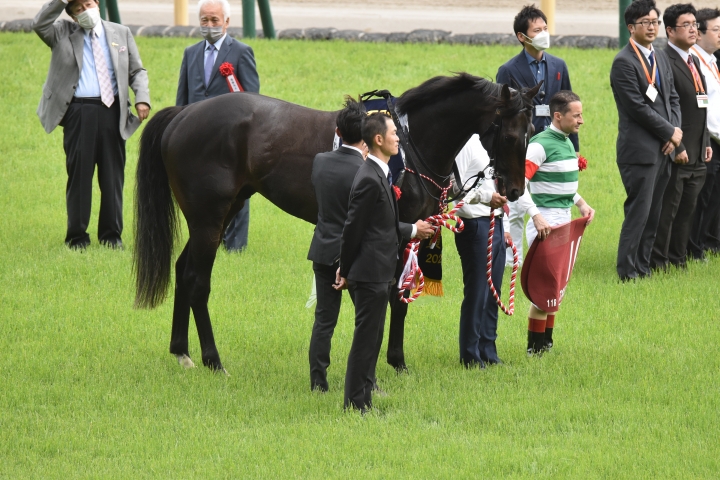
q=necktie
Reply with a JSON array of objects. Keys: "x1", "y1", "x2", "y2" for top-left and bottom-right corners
[
  {"x1": 649, "y1": 51, "x2": 662, "y2": 91},
  {"x1": 90, "y1": 30, "x2": 114, "y2": 108},
  {"x1": 687, "y1": 56, "x2": 703, "y2": 91},
  {"x1": 204, "y1": 44, "x2": 216, "y2": 86},
  {"x1": 387, "y1": 171, "x2": 393, "y2": 187}
]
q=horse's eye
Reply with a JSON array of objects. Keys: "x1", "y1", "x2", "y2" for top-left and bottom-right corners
[{"x1": 504, "y1": 135, "x2": 516, "y2": 143}]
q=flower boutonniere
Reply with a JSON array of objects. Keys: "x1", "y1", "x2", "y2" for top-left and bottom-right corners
[
  {"x1": 219, "y1": 62, "x2": 244, "y2": 93},
  {"x1": 393, "y1": 185, "x2": 402, "y2": 201},
  {"x1": 578, "y1": 155, "x2": 588, "y2": 171}
]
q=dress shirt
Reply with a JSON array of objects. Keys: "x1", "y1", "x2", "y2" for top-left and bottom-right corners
[
  {"x1": 204, "y1": 33, "x2": 227, "y2": 71},
  {"x1": 454, "y1": 134, "x2": 503, "y2": 219},
  {"x1": 524, "y1": 49, "x2": 547, "y2": 91},
  {"x1": 692, "y1": 44, "x2": 720, "y2": 141},
  {"x1": 343, "y1": 145, "x2": 364, "y2": 156},
  {"x1": 75, "y1": 21, "x2": 118, "y2": 98},
  {"x1": 366, "y1": 153, "x2": 416, "y2": 237},
  {"x1": 668, "y1": 40, "x2": 691, "y2": 63},
  {"x1": 631, "y1": 38, "x2": 661, "y2": 90}
]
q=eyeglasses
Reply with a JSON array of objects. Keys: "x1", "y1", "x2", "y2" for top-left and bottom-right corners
[
  {"x1": 674, "y1": 22, "x2": 699, "y2": 30},
  {"x1": 633, "y1": 20, "x2": 661, "y2": 28},
  {"x1": 701, "y1": 27, "x2": 720, "y2": 34}
]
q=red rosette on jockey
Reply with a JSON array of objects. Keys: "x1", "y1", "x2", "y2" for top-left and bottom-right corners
[
  {"x1": 578, "y1": 155, "x2": 588, "y2": 171},
  {"x1": 521, "y1": 217, "x2": 589, "y2": 313},
  {"x1": 219, "y1": 62, "x2": 244, "y2": 93}
]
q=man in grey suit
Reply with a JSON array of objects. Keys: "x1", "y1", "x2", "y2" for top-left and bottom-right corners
[
  {"x1": 33, "y1": 0, "x2": 150, "y2": 249},
  {"x1": 176, "y1": 0, "x2": 260, "y2": 253},
  {"x1": 610, "y1": 0, "x2": 683, "y2": 281}
]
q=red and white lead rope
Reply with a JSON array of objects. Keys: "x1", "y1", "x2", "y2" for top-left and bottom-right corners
[
  {"x1": 487, "y1": 211, "x2": 518, "y2": 315},
  {"x1": 398, "y1": 200, "x2": 465, "y2": 303}
]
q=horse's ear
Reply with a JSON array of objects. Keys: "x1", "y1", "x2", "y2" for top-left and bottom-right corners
[
  {"x1": 525, "y1": 81, "x2": 543, "y2": 100},
  {"x1": 501, "y1": 84, "x2": 512, "y2": 103}
]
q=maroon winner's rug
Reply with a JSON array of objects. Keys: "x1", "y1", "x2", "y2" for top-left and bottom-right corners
[{"x1": 520, "y1": 217, "x2": 589, "y2": 313}]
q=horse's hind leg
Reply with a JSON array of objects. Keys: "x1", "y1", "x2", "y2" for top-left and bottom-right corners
[
  {"x1": 170, "y1": 244, "x2": 195, "y2": 368},
  {"x1": 185, "y1": 226, "x2": 226, "y2": 372}
]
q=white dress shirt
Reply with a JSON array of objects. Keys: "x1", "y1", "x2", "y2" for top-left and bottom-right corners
[
  {"x1": 204, "y1": 33, "x2": 227, "y2": 69},
  {"x1": 454, "y1": 134, "x2": 503, "y2": 218},
  {"x1": 691, "y1": 44, "x2": 720, "y2": 141}
]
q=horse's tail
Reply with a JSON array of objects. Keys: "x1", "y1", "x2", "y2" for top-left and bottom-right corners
[{"x1": 133, "y1": 106, "x2": 186, "y2": 309}]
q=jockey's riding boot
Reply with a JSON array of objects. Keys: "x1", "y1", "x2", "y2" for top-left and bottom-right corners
[
  {"x1": 544, "y1": 314, "x2": 555, "y2": 351},
  {"x1": 526, "y1": 331, "x2": 545, "y2": 355},
  {"x1": 543, "y1": 327, "x2": 554, "y2": 350}
]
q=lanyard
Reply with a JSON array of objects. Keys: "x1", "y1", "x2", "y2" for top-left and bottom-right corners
[
  {"x1": 691, "y1": 46, "x2": 720, "y2": 84},
  {"x1": 687, "y1": 58, "x2": 705, "y2": 94},
  {"x1": 630, "y1": 40, "x2": 657, "y2": 87}
]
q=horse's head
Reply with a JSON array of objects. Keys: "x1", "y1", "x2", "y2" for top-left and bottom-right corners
[{"x1": 480, "y1": 82, "x2": 542, "y2": 202}]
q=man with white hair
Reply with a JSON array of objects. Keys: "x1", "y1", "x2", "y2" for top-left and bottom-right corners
[{"x1": 176, "y1": 0, "x2": 260, "y2": 252}]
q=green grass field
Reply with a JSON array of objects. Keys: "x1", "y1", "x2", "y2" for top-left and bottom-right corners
[{"x1": 1, "y1": 33, "x2": 719, "y2": 478}]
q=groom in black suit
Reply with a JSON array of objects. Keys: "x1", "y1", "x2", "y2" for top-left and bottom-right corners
[
  {"x1": 176, "y1": 0, "x2": 260, "y2": 253},
  {"x1": 307, "y1": 99, "x2": 366, "y2": 392},
  {"x1": 336, "y1": 113, "x2": 432, "y2": 412}
]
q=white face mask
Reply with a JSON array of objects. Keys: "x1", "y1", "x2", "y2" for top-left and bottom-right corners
[
  {"x1": 523, "y1": 30, "x2": 551, "y2": 51},
  {"x1": 76, "y1": 7, "x2": 101, "y2": 30}
]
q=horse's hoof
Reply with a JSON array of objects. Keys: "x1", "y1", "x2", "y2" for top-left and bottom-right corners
[
  {"x1": 175, "y1": 354, "x2": 196, "y2": 369},
  {"x1": 394, "y1": 364, "x2": 409, "y2": 375}
]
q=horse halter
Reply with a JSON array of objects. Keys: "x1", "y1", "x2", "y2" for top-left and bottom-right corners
[{"x1": 479, "y1": 103, "x2": 530, "y2": 185}]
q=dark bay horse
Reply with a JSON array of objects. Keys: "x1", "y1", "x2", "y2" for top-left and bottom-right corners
[{"x1": 134, "y1": 72, "x2": 540, "y2": 372}]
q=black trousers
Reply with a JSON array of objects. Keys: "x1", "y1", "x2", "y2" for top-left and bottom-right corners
[
  {"x1": 652, "y1": 160, "x2": 706, "y2": 268},
  {"x1": 617, "y1": 158, "x2": 671, "y2": 280},
  {"x1": 62, "y1": 97, "x2": 125, "y2": 247},
  {"x1": 688, "y1": 141, "x2": 720, "y2": 258},
  {"x1": 309, "y1": 262, "x2": 344, "y2": 391},
  {"x1": 344, "y1": 280, "x2": 390, "y2": 411}
]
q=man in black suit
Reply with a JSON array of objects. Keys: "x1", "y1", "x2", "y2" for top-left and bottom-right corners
[
  {"x1": 306, "y1": 99, "x2": 366, "y2": 393},
  {"x1": 335, "y1": 113, "x2": 433, "y2": 412},
  {"x1": 497, "y1": 5, "x2": 578, "y2": 267},
  {"x1": 176, "y1": 0, "x2": 260, "y2": 253},
  {"x1": 652, "y1": 4, "x2": 712, "y2": 270},
  {"x1": 610, "y1": 0, "x2": 683, "y2": 282}
]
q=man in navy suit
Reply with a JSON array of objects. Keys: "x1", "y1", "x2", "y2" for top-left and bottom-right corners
[
  {"x1": 496, "y1": 5, "x2": 577, "y2": 267},
  {"x1": 176, "y1": 0, "x2": 260, "y2": 252}
]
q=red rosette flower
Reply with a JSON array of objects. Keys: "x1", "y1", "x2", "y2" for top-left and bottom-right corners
[
  {"x1": 578, "y1": 155, "x2": 588, "y2": 171},
  {"x1": 219, "y1": 62, "x2": 235, "y2": 77},
  {"x1": 393, "y1": 185, "x2": 402, "y2": 201}
]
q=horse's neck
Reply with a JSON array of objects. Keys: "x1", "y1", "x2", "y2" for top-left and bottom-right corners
[{"x1": 407, "y1": 103, "x2": 495, "y2": 176}]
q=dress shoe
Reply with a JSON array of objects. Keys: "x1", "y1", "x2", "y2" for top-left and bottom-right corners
[
  {"x1": 462, "y1": 359, "x2": 486, "y2": 369},
  {"x1": 101, "y1": 239, "x2": 123, "y2": 250},
  {"x1": 484, "y1": 357, "x2": 504, "y2": 366}
]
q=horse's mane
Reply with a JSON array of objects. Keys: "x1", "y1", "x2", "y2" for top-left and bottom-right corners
[{"x1": 395, "y1": 72, "x2": 527, "y2": 116}]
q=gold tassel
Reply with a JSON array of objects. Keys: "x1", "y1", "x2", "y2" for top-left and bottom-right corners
[{"x1": 421, "y1": 278, "x2": 444, "y2": 297}]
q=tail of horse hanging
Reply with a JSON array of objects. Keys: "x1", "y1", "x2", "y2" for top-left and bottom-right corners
[{"x1": 133, "y1": 106, "x2": 186, "y2": 309}]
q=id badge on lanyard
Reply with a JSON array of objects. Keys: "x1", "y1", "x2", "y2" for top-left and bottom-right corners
[{"x1": 697, "y1": 94, "x2": 709, "y2": 108}]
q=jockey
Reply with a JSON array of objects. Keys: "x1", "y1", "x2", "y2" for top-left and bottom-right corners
[{"x1": 512, "y1": 90, "x2": 595, "y2": 354}]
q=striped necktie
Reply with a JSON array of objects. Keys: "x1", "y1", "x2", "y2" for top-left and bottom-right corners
[{"x1": 90, "y1": 30, "x2": 114, "y2": 107}]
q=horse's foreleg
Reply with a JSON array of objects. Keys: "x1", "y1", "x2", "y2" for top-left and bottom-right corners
[
  {"x1": 387, "y1": 285, "x2": 410, "y2": 373},
  {"x1": 170, "y1": 244, "x2": 195, "y2": 368}
]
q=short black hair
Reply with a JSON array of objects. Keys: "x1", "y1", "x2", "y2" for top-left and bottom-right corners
[
  {"x1": 696, "y1": 7, "x2": 720, "y2": 33},
  {"x1": 550, "y1": 90, "x2": 581, "y2": 116},
  {"x1": 513, "y1": 5, "x2": 547, "y2": 38},
  {"x1": 664, "y1": 3, "x2": 697, "y2": 36},
  {"x1": 361, "y1": 112, "x2": 391, "y2": 148},
  {"x1": 624, "y1": 0, "x2": 661, "y2": 26},
  {"x1": 335, "y1": 96, "x2": 365, "y2": 144}
]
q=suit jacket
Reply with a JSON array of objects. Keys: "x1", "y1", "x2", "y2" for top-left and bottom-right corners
[
  {"x1": 610, "y1": 43, "x2": 681, "y2": 165},
  {"x1": 308, "y1": 146, "x2": 365, "y2": 266},
  {"x1": 32, "y1": 0, "x2": 150, "y2": 139},
  {"x1": 496, "y1": 50, "x2": 578, "y2": 151},
  {"x1": 339, "y1": 159, "x2": 413, "y2": 283},
  {"x1": 176, "y1": 34, "x2": 260, "y2": 105},
  {"x1": 664, "y1": 45, "x2": 710, "y2": 164}
]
